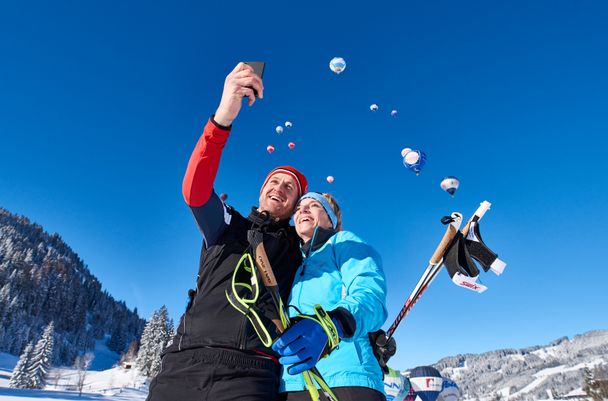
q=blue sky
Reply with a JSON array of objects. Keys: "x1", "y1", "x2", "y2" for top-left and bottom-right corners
[{"x1": 1, "y1": 1, "x2": 607, "y2": 370}]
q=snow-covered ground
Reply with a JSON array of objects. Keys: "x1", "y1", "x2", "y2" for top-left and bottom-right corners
[{"x1": 0, "y1": 338, "x2": 149, "y2": 401}]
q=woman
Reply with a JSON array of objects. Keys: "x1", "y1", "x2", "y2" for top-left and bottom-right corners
[{"x1": 272, "y1": 192, "x2": 388, "y2": 401}]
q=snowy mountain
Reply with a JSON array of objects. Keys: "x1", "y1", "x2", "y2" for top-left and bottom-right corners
[
  {"x1": 0, "y1": 207, "x2": 145, "y2": 366},
  {"x1": 432, "y1": 330, "x2": 608, "y2": 400}
]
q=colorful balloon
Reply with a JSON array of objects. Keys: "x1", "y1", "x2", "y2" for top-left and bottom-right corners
[
  {"x1": 220, "y1": 193, "x2": 228, "y2": 202},
  {"x1": 440, "y1": 176, "x2": 460, "y2": 197},
  {"x1": 267, "y1": 145, "x2": 275, "y2": 154},
  {"x1": 288, "y1": 142, "x2": 295, "y2": 150},
  {"x1": 276, "y1": 126, "x2": 284, "y2": 134},
  {"x1": 437, "y1": 378, "x2": 460, "y2": 401},
  {"x1": 409, "y1": 366, "x2": 443, "y2": 401},
  {"x1": 402, "y1": 150, "x2": 427, "y2": 176},
  {"x1": 384, "y1": 367, "x2": 411, "y2": 401},
  {"x1": 326, "y1": 175, "x2": 334, "y2": 184},
  {"x1": 285, "y1": 121, "x2": 293, "y2": 128},
  {"x1": 370, "y1": 103, "x2": 379, "y2": 112},
  {"x1": 329, "y1": 57, "x2": 346, "y2": 74}
]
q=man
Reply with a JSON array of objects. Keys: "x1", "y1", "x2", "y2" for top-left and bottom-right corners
[{"x1": 146, "y1": 62, "x2": 308, "y2": 401}]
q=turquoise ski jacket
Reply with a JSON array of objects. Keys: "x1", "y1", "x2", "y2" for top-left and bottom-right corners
[{"x1": 279, "y1": 230, "x2": 388, "y2": 393}]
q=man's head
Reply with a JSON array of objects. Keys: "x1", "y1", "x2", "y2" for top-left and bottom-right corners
[{"x1": 259, "y1": 166, "x2": 308, "y2": 220}]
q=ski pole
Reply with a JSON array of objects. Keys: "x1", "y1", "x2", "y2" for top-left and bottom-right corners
[
  {"x1": 253, "y1": 240, "x2": 339, "y2": 401},
  {"x1": 385, "y1": 212, "x2": 462, "y2": 340},
  {"x1": 385, "y1": 201, "x2": 492, "y2": 340}
]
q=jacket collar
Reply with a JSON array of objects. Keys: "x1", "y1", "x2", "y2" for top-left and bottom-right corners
[
  {"x1": 247, "y1": 207, "x2": 291, "y2": 230},
  {"x1": 301, "y1": 226, "x2": 337, "y2": 256}
]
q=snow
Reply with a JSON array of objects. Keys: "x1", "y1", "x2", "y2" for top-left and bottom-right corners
[
  {"x1": 0, "y1": 338, "x2": 147, "y2": 401},
  {"x1": 509, "y1": 353, "x2": 525, "y2": 362},
  {"x1": 533, "y1": 360, "x2": 602, "y2": 378},
  {"x1": 0, "y1": 387, "x2": 147, "y2": 400},
  {"x1": 88, "y1": 336, "x2": 120, "y2": 371},
  {"x1": 532, "y1": 345, "x2": 560, "y2": 360}
]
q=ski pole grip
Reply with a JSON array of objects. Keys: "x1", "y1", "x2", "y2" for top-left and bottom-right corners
[
  {"x1": 430, "y1": 212, "x2": 463, "y2": 264},
  {"x1": 255, "y1": 242, "x2": 278, "y2": 287},
  {"x1": 461, "y1": 201, "x2": 491, "y2": 237}
]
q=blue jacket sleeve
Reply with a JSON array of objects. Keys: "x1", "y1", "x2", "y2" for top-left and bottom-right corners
[
  {"x1": 331, "y1": 231, "x2": 388, "y2": 340},
  {"x1": 189, "y1": 191, "x2": 231, "y2": 248}
]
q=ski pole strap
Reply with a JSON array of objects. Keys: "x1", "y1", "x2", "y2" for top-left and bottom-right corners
[
  {"x1": 313, "y1": 304, "x2": 341, "y2": 354},
  {"x1": 303, "y1": 368, "x2": 340, "y2": 401},
  {"x1": 225, "y1": 253, "x2": 274, "y2": 347}
]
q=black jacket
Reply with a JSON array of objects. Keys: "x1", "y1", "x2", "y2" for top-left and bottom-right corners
[{"x1": 165, "y1": 207, "x2": 301, "y2": 355}]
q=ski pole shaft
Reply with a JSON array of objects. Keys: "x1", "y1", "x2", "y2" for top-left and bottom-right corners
[{"x1": 386, "y1": 213, "x2": 462, "y2": 339}]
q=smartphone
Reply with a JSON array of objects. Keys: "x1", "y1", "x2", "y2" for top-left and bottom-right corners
[{"x1": 244, "y1": 61, "x2": 265, "y2": 97}]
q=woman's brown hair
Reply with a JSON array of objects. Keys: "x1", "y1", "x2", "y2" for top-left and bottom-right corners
[{"x1": 321, "y1": 193, "x2": 342, "y2": 231}]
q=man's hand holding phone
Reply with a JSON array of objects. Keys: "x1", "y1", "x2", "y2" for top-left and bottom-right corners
[{"x1": 215, "y1": 62, "x2": 265, "y2": 127}]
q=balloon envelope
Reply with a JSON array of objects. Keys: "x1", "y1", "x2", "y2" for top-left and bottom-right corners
[
  {"x1": 329, "y1": 57, "x2": 346, "y2": 74},
  {"x1": 437, "y1": 378, "x2": 460, "y2": 401},
  {"x1": 326, "y1": 175, "x2": 334, "y2": 184},
  {"x1": 276, "y1": 126, "x2": 284, "y2": 134},
  {"x1": 266, "y1": 145, "x2": 275, "y2": 154},
  {"x1": 391, "y1": 110, "x2": 398, "y2": 117},
  {"x1": 285, "y1": 121, "x2": 292, "y2": 128},
  {"x1": 220, "y1": 193, "x2": 228, "y2": 202},
  {"x1": 288, "y1": 142, "x2": 295, "y2": 149},
  {"x1": 403, "y1": 150, "x2": 427, "y2": 175},
  {"x1": 440, "y1": 176, "x2": 460, "y2": 197},
  {"x1": 370, "y1": 104, "x2": 379, "y2": 111},
  {"x1": 409, "y1": 366, "x2": 443, "y2": 401},
  {"x1": 384, "y1": 368, "x2": 411, "y2": 401}
]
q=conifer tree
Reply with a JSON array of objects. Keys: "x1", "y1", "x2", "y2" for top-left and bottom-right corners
[
  {"x1": 28, "y1": 321, "x2": 55, "y2": 389},
  {"x1": 136, "y1": 310, "x2": 158, "y2": 376},
  {"x1": 8, "y1": 342, "x2": 34, "y2": 389},
  {"x1": 136, "y1": 306, "x2": 173, "y2": 377}
]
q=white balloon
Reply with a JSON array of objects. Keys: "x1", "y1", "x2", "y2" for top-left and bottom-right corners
[
  {"x1": 400, "y1": 147, "x2": 412, "y2": 158},
  {"x1": 370, "y1": 104, "x2": 379, "y2": 112},
  {"x1": 285, "y1": 121, "x2": 293, "y2": 128},
  {"x1": 329, "y1": 57, "x2": 346, "y2": 74},
  {"x1": 276, "y1": 126, "x2": 284, "y2": 134},
  {"x1": 326, "y1": 176, "x2": 334, "y2": 184}
]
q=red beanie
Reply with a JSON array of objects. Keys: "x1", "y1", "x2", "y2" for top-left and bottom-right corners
[{"x1": 261, "y1": 166, "x2": 308, "y2": 198}]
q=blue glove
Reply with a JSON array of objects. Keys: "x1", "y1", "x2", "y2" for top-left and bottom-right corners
[{"x1": 272, "y1": 317, "x2": 344, "y2": 375}]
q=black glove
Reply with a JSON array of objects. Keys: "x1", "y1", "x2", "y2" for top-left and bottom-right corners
[{"x1": 369, "y1": 329, "x2": 397, "y2": 374}]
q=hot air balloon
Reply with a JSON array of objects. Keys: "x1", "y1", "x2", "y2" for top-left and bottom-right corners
[
  {"x1": 329, "y1": 57, "x2": 346, "y2": 74},
  {"x1": 267, "y1": 145, "x2": 275, "y2": 154},
  {"x1": 384, "y1": 367, "x2": 411, "y2": 401},
  {"x1": 285, "y1": 121, "x2": 293, "y2": 128},
  {"x1": 391, "y1": 109, "x2": 398, "y2": 117},
  {"x1": 276, "y1": 126, "x2": 284, "y2": 134},
  {"x1": 326, "y1": 175, "x2": 334, "y2": 184},
  {"x1": 370, "y1": 104, "x2": 379, "y2": 112},
  {"x1": 220, "y1": 193, "x2": 228, "y2": 202},
  {"x1": 440, "y1": 176, "x2": 460, "y2": 197},
  {"x1": 437, "y1": 378, "x2": 460, "y2": 401},
  {"x1": 409, "y1": 366, "x2": 443, "y2": 401},
  {"x1": 400, "y1": 147, "x2": 412, "y2": 158},
  {"x1": 403, "y1": 150, "x2": 427, "y2": 176},
  {"x1": 288, "y1": 142, "x2": 295, "y2": 150}
]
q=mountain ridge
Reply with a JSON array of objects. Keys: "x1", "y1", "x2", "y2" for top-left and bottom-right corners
[{"x1": 0, "y1": 207, "x2": 145, "y2": 365}]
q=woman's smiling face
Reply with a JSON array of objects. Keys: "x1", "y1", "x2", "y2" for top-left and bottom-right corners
[{"x1": 294, "y1": 197, "x2": 333, "y2": 242}]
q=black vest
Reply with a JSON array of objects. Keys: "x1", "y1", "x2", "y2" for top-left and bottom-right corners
[{"x1": 166, "y1": 208, "x2": 301, "y2": 355}]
